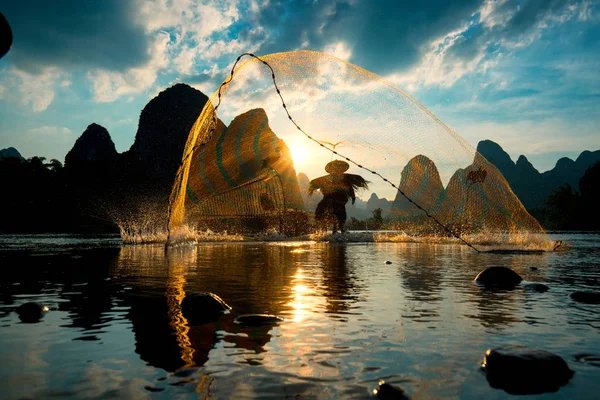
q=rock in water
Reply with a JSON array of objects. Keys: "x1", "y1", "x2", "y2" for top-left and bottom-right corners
[
  {"x1": 570, "y1": 291, "x2": 600, "y2": 304},
  {"x1": 180, "y1": 293, "x2": 231, "y2": 324},
  {"x1": 574, "y1": 353, "x2": 600, "y2": 367},
  {"x1": 16, "y1": 302, "x2": 49, "y2": 323},
  {"x1": 523, "y1": 283, "x2": 549, "y2": 293},
  {"x1": 372, "y1": 380, "x2": 409, "y2": 399},
  {"x1": 475, "y1": 266, "x2": 522, "y2": 288},
  {"x1": 482, "y1": 346, "x2": 574, "y2": 395},
  {"x1": 234, "y1": 314, "x2": 284, "y2": 326}
]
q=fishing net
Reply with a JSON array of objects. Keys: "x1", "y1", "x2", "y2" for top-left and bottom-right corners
[{"x1": 167, "y1": 50, "x2": 549, "y2": 249}]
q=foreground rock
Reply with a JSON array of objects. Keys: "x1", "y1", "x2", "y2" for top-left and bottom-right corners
[
  {"x1": 570, "y1": 291, "x2": 600, "y2": 304},
  {"x1": 234, "y1": 314, "x2": 284, "y2": 326},
  {"x1": 181, "y1": 293, "x2": 231, "y2": 324},
  {"x1": 372, "y1": 380, "x2": 409, "y2": 399},
  {"x1": 475, "y1": 266, "x2": 522, "y2": 288},
  {"x1": 16, "y1": 302, "x2": 49, "y2": 323},
  {"x1": 524, "y1": 283, "x2": 549, "y2": 293},
  {"x1": 482, "y1": 346, "x2": 574, "y2": 395}
]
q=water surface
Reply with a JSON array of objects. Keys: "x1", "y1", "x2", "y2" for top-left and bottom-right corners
[{"x1": 1, "y1": 233, "x2": 599, "y2": 399}]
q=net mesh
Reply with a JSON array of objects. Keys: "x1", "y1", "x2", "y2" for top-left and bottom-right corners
[{"x1": 167, "y1": 50, "x2": 549, "y2": 249}]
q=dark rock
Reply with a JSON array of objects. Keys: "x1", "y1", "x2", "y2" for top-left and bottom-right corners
[
  {"x1": 180, "y1": 292, "x2": 231, "y2": 324},
  {"x1": 385, "y1": 261, "x2": 392, "y2": 265},
  {"x1": 16, "y1": 302, "x2": 49, "y2": 323},
  {"x1": 234, "y1": 314, "x2": 284, "y2": 326},
  {"x1": 475, "y1": 266, "x2": 522, "y2": 288},
  {"x1": 482, "y1": 345, "x2": 574, "y2": 395},
  {"x1": 570, "y1": 291, "x2": 600, "y2": 304},
  {"x1": 524, "y1": 283, "x2": 549, "y2": 293},
  {"x1": 574, "y1": 353, "x2": 600, "y2": 367},
  {"x1": 372, "y1": 380, "x2": 409, "y2": 399},
  {"x1": 144, "y1": 386, "x2": 164, "y2": 392}
]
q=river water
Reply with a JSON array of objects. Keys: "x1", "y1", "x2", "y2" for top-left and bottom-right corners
[{"x1": 0, "y1": 233, "x2": 599, "y2": 399}]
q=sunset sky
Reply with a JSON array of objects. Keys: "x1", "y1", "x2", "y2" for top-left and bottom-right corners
[{"x1": 0, "y1": 0, "x2": 598, "y2": 174}]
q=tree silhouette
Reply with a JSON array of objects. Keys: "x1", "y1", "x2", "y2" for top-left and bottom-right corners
[
  {"x1": 47, "y1": 159, "x2": 64, "y2": 173},
  {"x1": 543, "y1": 184, "x2": 580, "y2": 230},
  {"x1": 579, "y1": 161, "x2": 600, "y2": 229}
]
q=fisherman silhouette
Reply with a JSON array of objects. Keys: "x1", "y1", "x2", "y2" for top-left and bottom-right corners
[{"x1": 308, "y1": 160, "x2": 369, "y2": 233}]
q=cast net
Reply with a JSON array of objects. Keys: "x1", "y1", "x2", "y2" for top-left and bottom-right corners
[{"x1": 167, "y1": 50, "x2": 551, "y2": 250}]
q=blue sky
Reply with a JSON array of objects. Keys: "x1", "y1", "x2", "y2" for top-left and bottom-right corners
[{"x1": 0, "y1": 0, "x2": 598, "y2": 173}]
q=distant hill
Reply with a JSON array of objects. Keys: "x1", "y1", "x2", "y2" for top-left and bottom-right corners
[
  {"x1": 477, "y1": 140, "x2": 600, "y2": 209},
  {"x1": 388, "y1": 152, "x2": 544, "y2": 233},
  {"x1": 184, "y1": 107, "x2": 304, "y2": 214},
  {"x1": 389, "y1": 155, "x2": 444, "y2": 221},
  {"x1": 297, "y1": 172, "x2": 321, "y2": 211},
  {"x1": 366, "y1": 193, "x2": 392, "y2": 217},
  {"x1": 126, "y1": 83, "x2": 209, "y2": 182},
  {"x1": 60, "y1": 84, "x2": 305, "y2": 232},
  {"x1": 56, "y1": 84, "x2": 212, "y2": 230},
  {"x1": 65, "y1": 123, "x2": 117, "y2": 167},
  {"x1": 0, "y1": 147, "x2": 24, "y2": 160}
]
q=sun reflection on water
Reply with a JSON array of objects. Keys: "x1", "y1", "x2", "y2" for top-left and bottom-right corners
[{"x1": 291, "y1": 268, "x2": 309, "y2": 322}]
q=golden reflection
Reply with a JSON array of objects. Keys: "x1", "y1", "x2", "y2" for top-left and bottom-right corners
[
  {"x1": 290, "y1": 249, "x2": 308, "y2": 254},
  {"x1": 294, "y1": 284, "x2": 309, "y2": 294},
  {"x1": 165, "y1": 248, "x2": 197, "y2": 367},
  {"x1": 291, "y1": 268, "x2": 309, "y2": 322},
  {"x1": 274, "y1": 250, "x2": 341, "y2": 381}
]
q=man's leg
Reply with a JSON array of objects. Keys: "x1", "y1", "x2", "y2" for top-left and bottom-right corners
[
  {"x1": 330, "y1": 202, "x2": 346, "y2": 234},
  {"x1": 340, "y1": 220, "x2": 346, "y2": 233}
]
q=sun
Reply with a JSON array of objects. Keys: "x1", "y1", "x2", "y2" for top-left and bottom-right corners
[{"x1": 289, "y1": 140, "x2": 312, "y2": 167}]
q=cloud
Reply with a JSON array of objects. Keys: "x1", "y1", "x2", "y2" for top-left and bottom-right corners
[
  {"x1": 249, "y1": 0, "x2": 483, "y2": 75},
  {"x1": 87, "y1": 32, "x2": 170, "y2": 102},
  {"x1": 577, "y1": 0, "x2": 596, "y2": 21},
  {"x1": 386, "y1": 22, "x2": 485, "y2": 91},
  {"x1": 174, "y1": 46, "x2": 198, "y2": 75},
  {"x1": 79, "y1": 1, "x2": 268, "y2": 101},
  {"x1": 115, "y1": 118, "x2": 135, "y2": 125},
  {"x1": 27, "y1": 126, "x2": 72, "y2": 135},
  {"x1": 383, "y1": 0, "x2": 591, "y2": 91},
  {"x1": 323, "y1": 42, "x2": 352, "y2": 61},
  {"x1": 2, "y1": 0, "x2": 150, "y2": 73},
  {"x1": 135, "y1": 0, "x2": 241, "y2": 37},
  {"x1": 2, "y1": 0, "x2": 596, "y2": 112},
  {"x1": 9, "y1": 68, "x2": 62, "y2": 112}
]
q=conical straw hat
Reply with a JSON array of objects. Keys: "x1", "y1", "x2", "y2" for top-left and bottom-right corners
[{"x1": 325, "y1": 160, "x2": 349, "y2": 173}]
